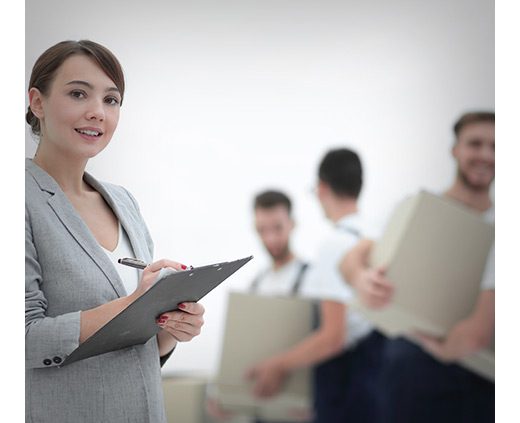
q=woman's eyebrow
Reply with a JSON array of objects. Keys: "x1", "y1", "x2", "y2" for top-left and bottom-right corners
[{"x1": 65, "y1": 80, "x2": 119, "y2": 93}]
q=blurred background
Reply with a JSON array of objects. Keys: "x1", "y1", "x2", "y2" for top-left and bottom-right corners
[{"x1": 25, "y1": 0, "x2": 494, "y2": 380}]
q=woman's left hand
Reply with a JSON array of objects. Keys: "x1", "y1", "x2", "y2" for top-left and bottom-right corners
[{"x1": 157, "y1": 302, "x2": 205, "y2": 342}]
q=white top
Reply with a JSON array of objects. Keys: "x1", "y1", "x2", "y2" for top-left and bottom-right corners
[
  {"x1": 102, "y1": 222, "x2": 140, "y2": 295},
  {"x1": 251, "y1": 258, "x2": 307, "y2": 296},
  {"x1": 299, "y1": 213, "x2": 373, "y2": 349},
  {"x1": 480, "y1": 204, "x2": 495, "y2": 291}
]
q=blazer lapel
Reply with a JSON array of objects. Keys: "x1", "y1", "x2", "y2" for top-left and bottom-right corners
[
  {"x1": 26, "y1": 159, "x2": 127, "y2": 297},
  {"x1": 84, "y1": 173, "x2": 151, "y2": 265}
]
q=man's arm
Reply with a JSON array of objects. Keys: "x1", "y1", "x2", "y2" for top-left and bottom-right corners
[
  {"x1": 339, "y1": 239, "x2": 394, "y2": 308},
  {"x1": 340, "y1": 238, "x2": 373, "y2": 286},
  {"x1": 414, "y1": 290, "x2": 494, "y2": 362},
  {"x1": 246, "y1": 300, "x2": 346, "y2": 397}
]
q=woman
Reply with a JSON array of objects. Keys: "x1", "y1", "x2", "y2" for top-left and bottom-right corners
[{"x1": 25, "y1": 40, "x2": 204, "y2": 422}]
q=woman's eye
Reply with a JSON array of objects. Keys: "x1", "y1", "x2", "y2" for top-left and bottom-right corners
[
  {"x1": 70, "y1": 90, "x2": 86, "y2": 99},
  {"x1": 105, "y1": 96, "x2": 120, "y2": 106}
]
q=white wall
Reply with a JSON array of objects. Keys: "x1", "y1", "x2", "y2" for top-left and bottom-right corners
[{"x1": 26, "y1": 0, "x2": 494, "y2": 376}]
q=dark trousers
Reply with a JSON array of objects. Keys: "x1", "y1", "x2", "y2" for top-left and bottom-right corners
[
  {"x1": 379, "y1": 337, "x2": 495, "y2": 423},
  {"x1": 312, "y1": 330, "x2": 386, "y2": 423}
]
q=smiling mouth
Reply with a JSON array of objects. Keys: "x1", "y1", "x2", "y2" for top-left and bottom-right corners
[{"x1": 75, "y1": 128, "x2": 103, "y2": 137}]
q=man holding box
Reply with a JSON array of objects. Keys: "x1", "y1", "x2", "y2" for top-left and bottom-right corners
[
  {"x1": 340, "y1": 111, "x2": 495, "y2": 422},
  {"x1": 206, "y1": 189, "x2": 311, "y2": 423},
  {"x1": 247, "y1": 148, "x2": 386, "y2": 423}
]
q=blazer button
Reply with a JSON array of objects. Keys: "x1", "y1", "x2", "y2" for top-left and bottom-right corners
[
  {"x1": 53, "y1": 356, "x2": 62, "y2": 364},
  {"x1": 43, "y1": 359, "x2": 52, "y2": 366}
]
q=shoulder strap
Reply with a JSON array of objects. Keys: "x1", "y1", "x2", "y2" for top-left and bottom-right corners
[
  {"x1": 339, "y1": 226, "x2": 361, "y2": 239},
  {"x1": 291, "y1": 262, "x2": 309, "y2": 296},
  {"x1": 249, "y1": 268, "x2": 269, "y2": 294}
]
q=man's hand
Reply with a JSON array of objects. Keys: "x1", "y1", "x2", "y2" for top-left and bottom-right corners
[
  {"x1": 353, "y1": 266, "x2": 394, "y2": 309},
  {"x1": 205, "y1": 397, "x2": 234, "y2": 422},
  {"x1": 413, "y1": 290, "x2": 494, "y2": 363},
  {"x1": 339, "y1": 239, "x2": 394, "y2": 309},
  {"x1": 413, "y1": 320, "x2": 489, "y2": 363},
  {"x1": 246, "y1": 357, "x2": 289, "y2": 398}
]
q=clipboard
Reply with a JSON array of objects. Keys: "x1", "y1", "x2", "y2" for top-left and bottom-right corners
[{"x1": 61, "y1": 255, "x2": 253, "y2": 367}]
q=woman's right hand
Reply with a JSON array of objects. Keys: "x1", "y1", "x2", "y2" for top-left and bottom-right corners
[{"x1": 130, "y1": 259, "x2": 186, "y2": 301}]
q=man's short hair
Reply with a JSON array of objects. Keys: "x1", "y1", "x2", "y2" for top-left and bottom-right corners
[
  {"x1": 453, "y1": 111, "x2": 495, "y2": 139},
  {"x1": 254, "y1": 190, "x2": 292, "y2": 214},
  {"x1": 318, "y1": 148, "x2": 362, "y2": 198}
]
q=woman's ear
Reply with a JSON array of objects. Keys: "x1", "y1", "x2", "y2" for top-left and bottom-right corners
[{"x1": 28, "y1": 87, "x2": 45, "y2": 119}]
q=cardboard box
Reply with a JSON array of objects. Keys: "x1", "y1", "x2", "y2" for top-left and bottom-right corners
[
  {"x1": 214, "y1": 292, "x2": 315, "y2": 421},
  {"x1": 163, "y1": 374, "x2": 255, "y2": 423},
  {"x1": 162, "y1": 375, "x2": 209, "y2": 423},
  {"x1": 353, "y1": 191, "x2": 495, "y2": 380}
]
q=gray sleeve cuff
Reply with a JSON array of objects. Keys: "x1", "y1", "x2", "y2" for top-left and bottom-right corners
[{"x1": 25, "y1": 310, "x2": 81, "y2": 369}]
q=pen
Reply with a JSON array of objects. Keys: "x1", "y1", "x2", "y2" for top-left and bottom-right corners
[
  {"x1": 118, "y1": 257, "x2": 195, "y2": 271},
  {"x1": 118, "y1": 257, "x2": 148, "y2": 270}
]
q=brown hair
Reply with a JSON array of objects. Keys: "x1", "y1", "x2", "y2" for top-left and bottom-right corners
[
  {"x1": 26, "y1": 40, "x2": 125, "y2": 136},
  {"x1": 453, "y1": 111, "x2": 495, "y2": 140},
  {"x1": 254, "y1": 190, "x2": 292, "y2": 215}
]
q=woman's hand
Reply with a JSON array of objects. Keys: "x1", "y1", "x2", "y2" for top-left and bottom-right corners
[
  {"x1": 131, "y1": 259, "x2": 186, "y2": 301},
  {"x1": 80, "y1": 258, "x2": 185, "y2": 344},
  {"x1": 128, "y1": 258, "x2": 205, "y2": 355},
  {"x1": 156, "y1": 302, "x2": 205, "y2": 342}
]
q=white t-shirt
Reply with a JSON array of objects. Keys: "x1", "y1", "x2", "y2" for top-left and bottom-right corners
[
  {"x1": 102, "y1": 222, "x2": 140, "y2": 295},
  {"x1": 251, "y1": 258, "x2": 308, "y2": 296},
  {"x1": 299, "y1": 213, "x2": 373, "y2": 349}
]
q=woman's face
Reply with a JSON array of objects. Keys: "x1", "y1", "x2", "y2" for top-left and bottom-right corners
[{"x1": 30, "y1": 54, "x2": 121, "y2": 160}]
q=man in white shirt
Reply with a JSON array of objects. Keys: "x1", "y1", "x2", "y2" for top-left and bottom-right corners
[
  {"x1": 206, "y1": 190, "x2": 310, "y2": 423},
  {"x1": 247, "y1": 149, "x2": 386, "y2": 423},
  {"x1": 340, "y1": 111, "x2": 495, "y2": 422},
  {"x1": 248, "y1": 190, "x2": 309, "y2": 298}
]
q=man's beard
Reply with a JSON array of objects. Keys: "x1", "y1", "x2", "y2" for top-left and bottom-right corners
[
  {"x1": 268, "y1": 244, "x2": 291, "y2": 262},
  {"x1": 457, "y1": 167, "x2": 494, "y2": 193}
]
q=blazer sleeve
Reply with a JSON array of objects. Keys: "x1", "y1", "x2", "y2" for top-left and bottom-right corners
[{"x1": 25, "y1": 208, "x2": 81, "y2": 369}]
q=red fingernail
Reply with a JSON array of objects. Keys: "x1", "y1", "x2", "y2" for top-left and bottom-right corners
[
  {"x1": 179, "y1": 303, "x2": 186, "y2": 309},
  {"x1": 181, "y1": 264, "x2": 187, "y2": 270},
  {"x1": 156, "y1": 315, "x2": 168, "y2": 323}
]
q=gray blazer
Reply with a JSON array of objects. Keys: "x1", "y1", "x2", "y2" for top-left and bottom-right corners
[{"x1": 25, "y1": 159, "x2": 168, "y2": 423}]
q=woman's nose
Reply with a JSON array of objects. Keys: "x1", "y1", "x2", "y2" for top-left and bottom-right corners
[{"x1": 85, "y1": 98, "x2": 105, "y2": 121}]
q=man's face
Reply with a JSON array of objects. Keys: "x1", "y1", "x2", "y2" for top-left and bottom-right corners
[
  {"x1": 254, "y1": 205, "x2": 294, "y2": 261},
  {"x1": 453, "y1": 121, "x2": 495, "y2": 191}
]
